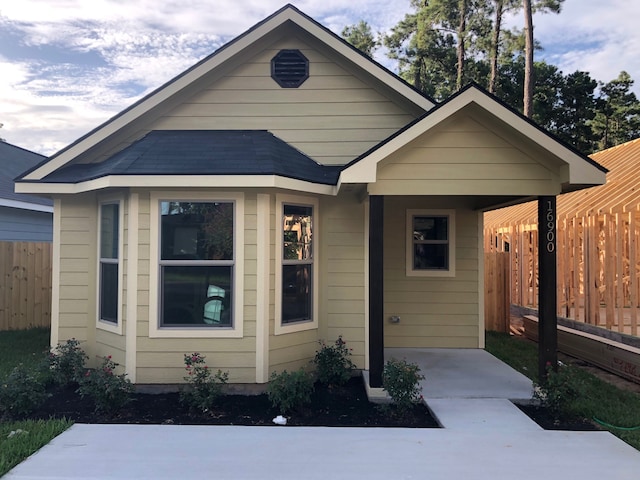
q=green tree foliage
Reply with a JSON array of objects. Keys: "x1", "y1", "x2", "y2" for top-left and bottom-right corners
[
  {"x1": 341, "y1": 20, "x2": 378, "y2": 57},
  {"x1": 590, "y1": 71, "x2": 640, "y2": 150}
]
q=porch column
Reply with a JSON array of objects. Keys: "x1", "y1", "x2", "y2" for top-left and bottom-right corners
[
  {"x1": 369, "y1": 195, "x2": 384, "y2": 387},
  {"x1": 538, "y1": 196, "x2": 558, "y2": 382}
]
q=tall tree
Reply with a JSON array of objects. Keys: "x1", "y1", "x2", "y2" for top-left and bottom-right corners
[
  {"x1": 341, "y1": 21, "x2": 378, "y2": 58},
  {"x1": 487, "y1": 0, "x2": 521, "y2": 93},
  {"x1": 523, "y1": 0, "x2": 564, "y2": 117},
  {"x1": 591, "y1": 71, "x2": 640, "y2": 150}
]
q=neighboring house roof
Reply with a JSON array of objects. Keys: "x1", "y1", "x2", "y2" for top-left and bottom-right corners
[
  {"x1": 339, "y1": 84, "x2": 607, "y2": 191},
  {"x1": 484, "y1": 137, "x2": 640, "y2": 227},
  {"x1": 0, "y1": 141, "x2": 52, "y2": 212},
  {"x1": 17, "y1": 4, "x2": 434, "y2": 183},
  {"x1": 45, "y1": 130, "x2": 342, "y2": 185}
]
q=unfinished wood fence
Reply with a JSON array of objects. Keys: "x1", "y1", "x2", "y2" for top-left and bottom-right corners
[
  {"x1": 0, "y1": 241, "x2": 52, "y2": 330},
  {"x1": 484, "y1": 210, "x2": 640, "y2": 336},
  {"x1": 484, "y1": 252, "x2": 510, "y2": 332}
]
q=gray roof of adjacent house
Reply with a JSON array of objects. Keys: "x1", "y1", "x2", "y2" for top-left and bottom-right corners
[
  {"x1": 44, "y1": 130, "x2": 343, "y2": 185},
  {"x1": 0, "y1": 141, "x2": 52, "y2": 210}
]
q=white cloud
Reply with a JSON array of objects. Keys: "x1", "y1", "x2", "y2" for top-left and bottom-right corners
[{"x1": 0, "y1": 0, "x2": 638, "y2": 155}]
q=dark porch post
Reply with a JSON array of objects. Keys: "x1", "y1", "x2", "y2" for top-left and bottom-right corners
[
  {"x1": 369, "y1": 195, "x2": 384, "y2": 387},
  {"x1": 538, "y1": 196, "x2": 558, "y2": 382}
]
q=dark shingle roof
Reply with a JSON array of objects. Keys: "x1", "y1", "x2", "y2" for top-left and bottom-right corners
[
  {"x1": 0, "y1": 141, "x2": 52, "y2": 207},
  {"x1": 44, "y1": 130, "x2": 342, "y2": 185}
]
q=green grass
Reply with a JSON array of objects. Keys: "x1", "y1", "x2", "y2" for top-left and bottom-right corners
[
  {"x1": 0, "y1": 328, "x2": 73, "y2": 477},
  {"x1": 486, "y1": 331, "x2": 640, "y2": 450}
]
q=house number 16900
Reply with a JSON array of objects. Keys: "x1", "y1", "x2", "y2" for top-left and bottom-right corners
[{"x1": 545, "y1": 200, "x2": 555, "y2": 253}]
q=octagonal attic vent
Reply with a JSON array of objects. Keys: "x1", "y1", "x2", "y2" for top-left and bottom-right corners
[{"x1": 271, "y1": 49, "x2": 309, "y2": 88}]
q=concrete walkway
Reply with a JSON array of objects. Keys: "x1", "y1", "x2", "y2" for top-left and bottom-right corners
[{"x1": 7, "y1": 349, "x2": 640, "y2": 480}]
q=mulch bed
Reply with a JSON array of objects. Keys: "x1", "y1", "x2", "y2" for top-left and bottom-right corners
[
  {"x1": 516, "y1": 403, "x2": 600, "y2": 431},
  {"x1": 25, "y1": 376, "x2": 440, "y2": 428}
]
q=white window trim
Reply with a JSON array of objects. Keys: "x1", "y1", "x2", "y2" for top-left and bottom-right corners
[
  {"x1": 406, "y1": 209, "x2": 456, "y2": 278},
  {"x1": 275, "y1": 194, "x2": 319, "y2": 335},
  {"x1": 149, "y1": 191, "x2": 244, "y2": 339},
  {"x1": 96, "y1": 195, "x2": 124, "y2": 334}
]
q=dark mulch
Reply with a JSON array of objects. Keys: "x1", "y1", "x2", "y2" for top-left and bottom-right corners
[
  {"x1": 25, "y1": 377, "x2": 440, "y2": 428},
  {"x1": 515, "y1": 403, "x2": 600, "y2": 431}
]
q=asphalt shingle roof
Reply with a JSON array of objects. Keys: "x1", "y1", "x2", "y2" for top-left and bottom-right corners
[
  {"x1": 44, "y1": 130, "x2": 342, "y2": 185},
  {"x1": 0, "y1": 141, "x2": 51, "y2": 206}
]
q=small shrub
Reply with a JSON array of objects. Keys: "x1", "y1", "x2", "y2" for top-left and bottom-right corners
[
  {"x1": 267, "y1": 369, "x2": 314, "y2": 414},
  {"x1": 77, "y1": 356, "x2": 133, "y2": 414},
  {"x1": 533, "y1": 362, "x2": 585, "y2": 420},
  {"x1": 313, "y1": 336, "x2": 356, "y2": 386},
  {"x1": 180, "y1": 353, "x2": 229, "y2": 413},
  {"x1": 382, "y1": 358, "x2": 425, "y2": 413},
  {"x1": 0, "y1": 364, "x2": 50, "y2": 419},
  {"x1": 48, "y1": 338, "x2": 88, "y2": 385}
]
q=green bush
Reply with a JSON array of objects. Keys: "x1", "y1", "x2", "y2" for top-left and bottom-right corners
[
  {"x1": 313, "y1": 336, "x2": 356, "y2": 386},
  {"x1": 180, "y1": 353, "x2": 229, "y2": 413},
  {"x1": 382, "y1": 358, "x2": 425, "y2": 413},
  {"x1": 0, "y1": 364, "x2": 50, "y2": 419},
  {"x1": 77, "y1": 356, "x2": 133, "y2": 414},
  {"x1": 48, "y1": 338, "x2": 88, "y2": 386},
  {"x1": 267, "y1": 369, "x2": 314, "y2": 414},
  {"x1": 533, "y1": 362, "x2": 585, "y2": 420}
]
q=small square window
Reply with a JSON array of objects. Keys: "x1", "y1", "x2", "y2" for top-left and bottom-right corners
[{"x1": 406, "y1": 209, "x2": 455, "y2": 277}]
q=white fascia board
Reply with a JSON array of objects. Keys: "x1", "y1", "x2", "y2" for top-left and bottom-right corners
[
  {"x1": 0, "y1": 198, "x2": 53, "y2": 213},
  {"x1": 15, "y1": 175, "x2": 338, "y2": 196}
]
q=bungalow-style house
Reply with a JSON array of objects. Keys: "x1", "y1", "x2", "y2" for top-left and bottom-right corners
[
  {"x1": 0, "y1": 141, "x2": 52, "y2": 242},
  {"x1": 16, "y1": 5, "x2": 606, "y2": 388}
]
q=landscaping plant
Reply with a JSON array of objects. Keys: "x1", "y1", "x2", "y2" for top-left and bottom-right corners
[
  {"x1": 267, "y1": 369, "x2": 314, "y2": 414},
  {"x1": 48, "y1": 338, "x2": 88, "y2": 386},
  {"x1": 77, "y1": 355, "x2": 134, "y2": 414},
  {"x1": 180, "y1": 352, "x2": 229, "y2": 413},
  {"x1": 313, "y1": 336, "x2": 355, "y2": 386},
  {"x1": 382, "y1": 358, "x2": 425, "y2": 413},
  {"x1": 533, "y1": 362, "x2": 585, "y2": 421},
  {"x1": 0, "y1": 364, "x2": 50, "y2": 419}
]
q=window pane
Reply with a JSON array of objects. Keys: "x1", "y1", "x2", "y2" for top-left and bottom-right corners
[
  {"x1": 100, "y1": 204, "x2": 119, "y2": 259},
  {"x1": 100, "y1": 262, "x2": 118, "y2": 322},
  {"x1": 283, "y1": 205, "x2": 312, "y2": 260},
  {"x1": 414, "y1": 244, "x2": 449, "y2": 270},
  {"x1": 282, "y1": 264, "x2": 312, "y2": 323},
  {"x1": 161, "y1": 265, "x2": 232, "y2": 327},
  {"x1": 161, "y1": 202, "x2": 233, "y2": 260},
  {"x1": 413, "y1": 216, "x2": 447, "y2": 241}
]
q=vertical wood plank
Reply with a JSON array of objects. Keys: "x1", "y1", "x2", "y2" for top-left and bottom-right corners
[{"x1": 631, "y1": 212, "x2": 638, "y2": 336}]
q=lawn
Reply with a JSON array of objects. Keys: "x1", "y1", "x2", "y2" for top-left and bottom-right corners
[
  {"x1": 486, "y1": 331, "x2": 640, "y2": 450},
  {"x1": 0, "y1": 328, "x2": 73, "y2": 476}
]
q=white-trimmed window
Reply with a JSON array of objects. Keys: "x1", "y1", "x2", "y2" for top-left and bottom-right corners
[
  {"x1": 149, "y1": 192, "x2": 244, "y2": 338},
  {"x1": 98, "y1": 200, "x2": 123, "y2": 332},
  {"x1": 406, "y1": 209, "x2": 455, "y2": 277},
  {"x1": 275, "y1": 195, "x2": 318, "y2": 335}
]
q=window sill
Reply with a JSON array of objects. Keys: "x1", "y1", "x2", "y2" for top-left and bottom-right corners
[
  {"x1": 275, "y1": 319, "x2": 317, "y2": 336},
  {"x1": 149, "y1": 326, "x2": 243, "y2": 339}
]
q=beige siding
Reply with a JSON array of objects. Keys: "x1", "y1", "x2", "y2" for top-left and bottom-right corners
[
  {"x1": 154, "y1": 36, "x2": 418, "y2": 166},
  {"x1": 135, "y1": 190, "x2": 258, "y2": 384},
  {"x1": 370, "y1": 111, "x2": 562, "y2": 196},
  {"x1": 56, "y1": 194, "x2": 97, "y2": 358},
  {"x1": 384, "y1": 197, "x2": 480, "y2": 348},
  {"x1": 321, "y1": 194, "x2": 366, "y2": 364}
]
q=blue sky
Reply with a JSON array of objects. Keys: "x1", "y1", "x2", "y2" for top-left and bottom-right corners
[{"x1": 1, "y1": 0, "x2": 638, "y2": 155}]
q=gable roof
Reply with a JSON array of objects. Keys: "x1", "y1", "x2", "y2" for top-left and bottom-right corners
[
  {"x1": 339, "y1": 83, "x2": 607, "y2": 191},
  {"x1": 44, "y1": 130, "x2": 341, "y2": 185},
  {"x1": 0, "y1": 141, "x2": 52, "y2": 212},
  {"x1": 17, "y1": 4, "x2": 435, "y2": 184}
]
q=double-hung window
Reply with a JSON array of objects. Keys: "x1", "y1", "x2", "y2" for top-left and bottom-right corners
[
  {"x1": 99, "y1": 202, "x2": 120, "y2": 327},
  {"x1": 159, "y1": 201, "x2": 235, "y2": 328},
  {"x1": 406, "y1": 209, "x2": 455, "y2": 277},
  {"x1": 276, "y1": 195, "x2": 318, "y2": 334}
]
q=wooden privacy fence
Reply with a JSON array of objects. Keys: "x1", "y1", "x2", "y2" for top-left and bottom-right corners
[
  {"x1": 484, "y1": 210, "x2": 640, "y2": 336},
  {"x1": 484, "y1": 252, "x2": 510, "y2": 332},
  {"x1": 0, "y1": 241, "x2": 52, "y2": 330}
]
